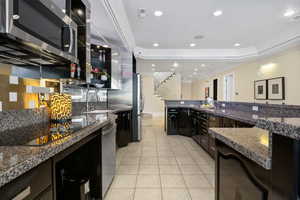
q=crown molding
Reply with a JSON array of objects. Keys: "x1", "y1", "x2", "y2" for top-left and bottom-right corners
[
  {"x1": 101, "y1": 0, "x2": 136, "y2": 51},
  {"x1": 134, "y1": 34, "x2": 300, "y2": 61}
]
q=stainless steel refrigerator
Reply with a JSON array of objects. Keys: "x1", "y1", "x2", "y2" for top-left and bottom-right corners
[{"x1": 132, "y1": 73, "x2": 144, "y2": 141}]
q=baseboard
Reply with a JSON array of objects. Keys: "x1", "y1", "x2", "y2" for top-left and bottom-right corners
[{"x1": 142, "y1": 112, "x2": 164, "y2": 117}]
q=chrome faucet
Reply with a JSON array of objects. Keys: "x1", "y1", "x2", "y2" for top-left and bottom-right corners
[{"x1": 86, "y1": 85, "x2": 99, "y2": 112}]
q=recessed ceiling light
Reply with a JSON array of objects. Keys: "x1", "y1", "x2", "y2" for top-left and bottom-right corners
[
  {"x1": 190, "y1": 43, "x2": 196, "y2": 47},
  {"x1": 173, "y1": 62, "x2": 179, "y2": 67},
  {"x1": 234, "y1": 43, "x2": 241, "y2": 47},
  {"x1": 138, "y1": 8, "x2": 147, "y2": 18},
  {"x1": 213, "y1": 10, "x2": 223, "y2": 16},
  {"x1": 201, "y1": 64, "x2": 206, "y2": 67},
  {"x1": 284, "y1": 9, "x2": 296, "y2": 17},
  {"x1": 153, "y1": 43, "x2": 159, "y2": 47},
  {"x1": 152, "y1": 64, "x2": 156, "y2": 67},
  {"x1": 154, "y1": 10, "x2": 163, "y2": 17}
]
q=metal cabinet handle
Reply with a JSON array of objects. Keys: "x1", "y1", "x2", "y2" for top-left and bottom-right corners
[
  {"x1": 68, "y1": 26, "x2": 73, "y2": 53},
  {"x1": 12, "y1": 187, "x2": 31, "y2": 200}
]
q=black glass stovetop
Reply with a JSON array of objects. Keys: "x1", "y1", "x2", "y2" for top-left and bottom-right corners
[{"x1": 0, "y1": 114, "x2": 107, "y2": 146}]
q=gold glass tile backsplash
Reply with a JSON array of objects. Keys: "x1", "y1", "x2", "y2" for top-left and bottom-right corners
[{"x1": 0, "y1": 74, "x2": 59, "y2": 111}]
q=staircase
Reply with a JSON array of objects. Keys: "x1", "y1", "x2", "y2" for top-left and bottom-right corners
[{"x1": 153, "y1": 72, "x2": 177, "y2": 100}]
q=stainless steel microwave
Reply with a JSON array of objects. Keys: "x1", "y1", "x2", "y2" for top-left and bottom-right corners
[{"x1": 0, "y1": 0, "x2": 78, "y2": 66}]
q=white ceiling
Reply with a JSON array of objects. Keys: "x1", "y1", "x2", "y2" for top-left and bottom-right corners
[
  {"x1": 88, "y1": 0, "x2": 300, "y2": 79},
  {"x1": 123, "y1": 0, "x2": 300, "y2": 50}
]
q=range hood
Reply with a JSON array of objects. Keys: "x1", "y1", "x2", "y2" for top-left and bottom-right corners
[{"x1": 0, "y1": 0, "x2": 78, "y2": 66}]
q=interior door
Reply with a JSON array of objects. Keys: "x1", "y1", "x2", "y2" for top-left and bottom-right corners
[
  {"x1": 224, "y1": 74, "x2": 234, "y2": 101},
  {"x1": 213, "y1": 79, "x2": 218, "y2": 101}
]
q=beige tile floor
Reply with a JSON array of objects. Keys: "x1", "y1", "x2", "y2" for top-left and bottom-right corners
[{"x1": 105, "y1": 116, "x2": 215, "y2": 200}]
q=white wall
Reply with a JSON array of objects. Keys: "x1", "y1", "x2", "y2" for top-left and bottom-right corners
[
  {"x1": 191, "y1": 46, "x2": 300, "y2": 105},
  {"x1": 181, "y1": 81, "x2": 192, "y2": 99},
  {"x1": 141, "y1": 75, "x2": 165, "y2": 116}
]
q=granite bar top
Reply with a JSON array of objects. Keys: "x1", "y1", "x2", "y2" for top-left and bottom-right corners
[
  {"x1": 0, "y1": 113, "x2": 115, "y2": 188},
  {"x1": 166, "y1": 104, "x2": 300, "y2": 140},
  {"x1": 209, "y1": 128, "x2": 271, "y2": 170}
]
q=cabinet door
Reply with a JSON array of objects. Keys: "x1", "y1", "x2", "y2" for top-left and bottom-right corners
[
  {"x1": 216, "y1": 143, "x2": 269, "y2": 200},
  {"x1": 167, "y1": 114, "x2": 178, "y2": 135},
  {"x1": 0, "y1": 160, "x2": 52, "y2": 200}
]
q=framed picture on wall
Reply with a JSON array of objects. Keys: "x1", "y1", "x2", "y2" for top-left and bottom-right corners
[
  {"x1": 268, "y1": 77, "x2": 285, "y2": 100},
  {"x1": 254, "y1": 79, "x2": 268, "y2": 100},
  {"x1": 205, "y1": 87, "x2": 210, "y2": 98}
]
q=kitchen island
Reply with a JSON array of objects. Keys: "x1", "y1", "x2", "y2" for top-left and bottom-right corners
[{"x1": 165, "y1": 100, "x2": 300, "y2": 200}]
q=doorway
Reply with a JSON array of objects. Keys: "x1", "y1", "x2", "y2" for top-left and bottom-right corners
[
  {"x1": 224, "y1": 73, "x2": 234, "y2": 101},
  {"x1": 213, "y1": 79, "x2": 218, "y2": 101}
]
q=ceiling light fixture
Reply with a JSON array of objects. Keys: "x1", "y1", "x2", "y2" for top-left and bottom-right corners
[
  {"x1": 194, "y1": 68, "x2": 198, "y2": 71},
  {"x1": 234, "y1": 43, "x2": 241, "y2": 47},
  {"x1": 284, "y1": 9, "x2": 296, "y2": 17},
  {"x1": 153, "y1": 43, "x2": 159, "y2": 47},
  {"x1": 173, "y1": 62, "x2": 179, "y2": 67},
  {"x1": 154, "y1": 10, "x2": 163, "y2": 17},
  {"x1": 103, "y1": 45, "x2": 109, "y2": 48},
  {"x1": 201, "y1": 64, "x2": 206, "y2": 67},
  {"x1": 190, "y1": 43, "x2": 196, "y2": 47},
  {"x1": 213, "y1": 10, "x2": 223, "y2": 16},
  {"x1": 138, "y1": 8, "x2": 147, "y2": 18}
]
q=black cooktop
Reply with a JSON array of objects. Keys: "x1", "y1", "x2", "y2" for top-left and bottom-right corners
[{"x1": 0, "y1": 115, "x2": 104, "y2": 146}]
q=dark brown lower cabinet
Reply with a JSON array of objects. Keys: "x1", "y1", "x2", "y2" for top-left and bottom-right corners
[
  {"x1": 0, "y1": 160, "x2": 52, "y2": 200},
  {"x1": 216, "y1": 140, "x2": 270, "y2": 200},
  {"x1": 116, "y1": 111, "x2": 132, "y2": 147}
]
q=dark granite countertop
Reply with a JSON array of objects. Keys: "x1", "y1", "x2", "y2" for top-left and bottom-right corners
[
  {"x1": 209, "y1": 128, "x2": 271, "y2": 169},
  {"x1": 166, "y1": 104, "x2": 300, "y2": 140},
  {"x1": 0, "y1": 112, "x2": 115, "y2": 187}
]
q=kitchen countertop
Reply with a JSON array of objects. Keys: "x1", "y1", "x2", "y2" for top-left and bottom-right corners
[
  {"x1": 166, "y1": 104, "x2": 300, "y2": 140},
  {"x1": 209, "y1": 128, "x2": 271, "y2": 169},
  {"x1": 0, "y1": 112, "x2": 115, "y2": 188}
]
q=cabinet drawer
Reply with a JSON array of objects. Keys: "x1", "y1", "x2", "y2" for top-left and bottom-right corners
[{"x1": 0, "y1": 160, "x2": 52, "y2": 200}]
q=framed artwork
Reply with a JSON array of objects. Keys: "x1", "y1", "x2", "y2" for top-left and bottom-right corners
[
  {"x1": 268, "y1": 77, "x2": 285, "y2": 100},
  {"x1": 254, "y1": 79, "x2": 268, "y2": 100},
  {"x1": 205, "y1": 87, "x2": 210, "y2": 98}
]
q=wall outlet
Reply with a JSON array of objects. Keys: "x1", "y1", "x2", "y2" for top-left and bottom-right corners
[
  {"x1": 252, "y1": 106, "x2": 259, "y2": 111},
  {"x1": 180, "y1": 101, "x2": 185, "y2": 105},
  {"x1": 9, "y1": 76, "x2": 19, "y2": 85},
  {"x1": 222, "y1": 103, "x2": 226, "y2": 107},
  {"x1": 252, "y1": 114, "x2": 258, "y2": 119},
  {"x1": 9, "y1": 92, "x2": 17, "y2": 102}
]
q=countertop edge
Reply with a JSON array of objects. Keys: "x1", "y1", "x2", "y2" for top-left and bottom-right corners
[
  {"x1": 166, "y1": 105, "x2": 300, "y2": 140},
  {"x1": 0, "y1": 118, "x2": 112, "y2": 188},
  {"x1": 209, "y1": 128, "x2": 271, "y2": 170}
]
